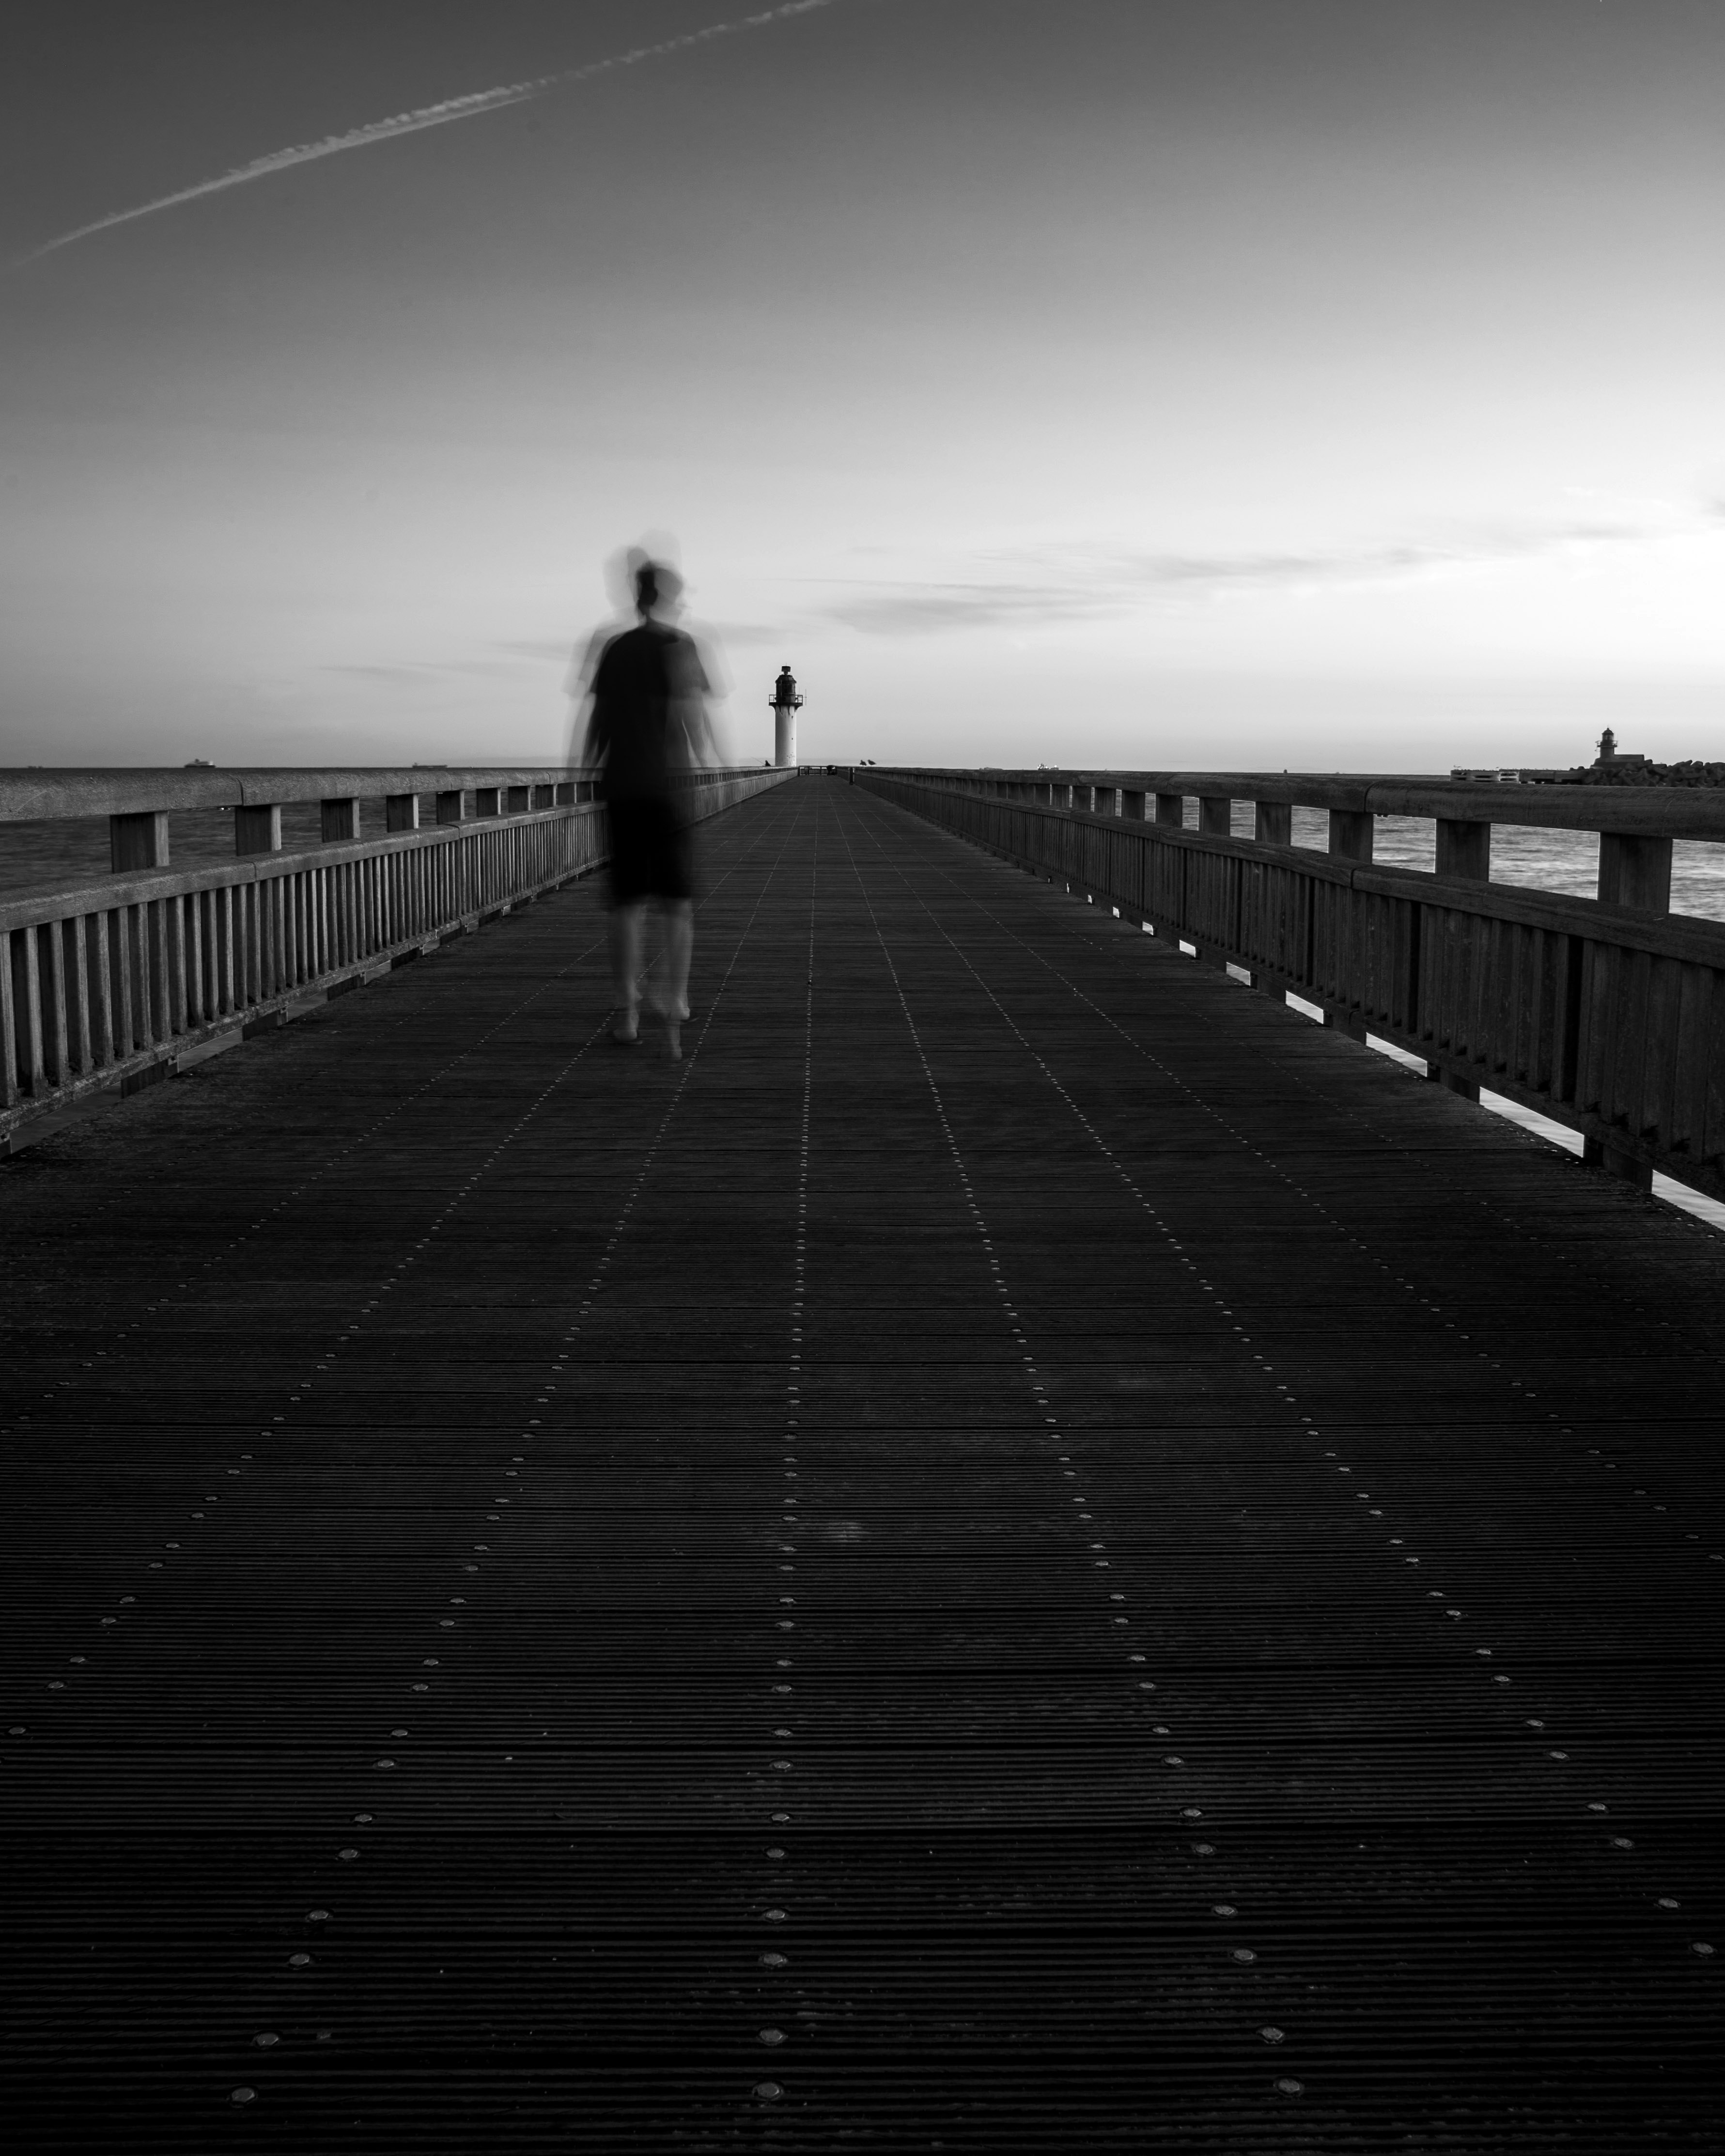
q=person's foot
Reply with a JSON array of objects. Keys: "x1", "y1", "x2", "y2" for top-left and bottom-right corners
[
  {"x1": 611, "y1": 1006, "x2": 640, "y2": 1044},
  {"x1": 662, "y1": 1014, "x2": 682, "y2": 1062}
]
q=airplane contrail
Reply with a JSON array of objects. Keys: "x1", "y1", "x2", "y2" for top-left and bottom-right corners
[{"x1": 14, "y1": 0, "x2": 844, "y2": 268}]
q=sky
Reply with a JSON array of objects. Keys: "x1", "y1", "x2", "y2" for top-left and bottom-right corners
[{"x1": 3, "y1": 0, "x2": 1724, "y2": 774}]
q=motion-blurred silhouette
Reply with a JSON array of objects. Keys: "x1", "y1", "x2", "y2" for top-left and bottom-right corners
[{"x1": 570, "y1": 550, "x2": 720, "y2": 1060}]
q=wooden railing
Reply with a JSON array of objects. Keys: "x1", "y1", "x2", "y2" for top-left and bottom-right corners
[
  {"x1": 1, "y1": 763, "x2": 793, "y2": 1140},
  {"x1": 855, "y1": 766, "x2": 1725, "y2": 1201}
]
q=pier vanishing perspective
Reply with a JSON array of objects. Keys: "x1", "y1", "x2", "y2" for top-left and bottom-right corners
[{"x1": 3, "y1": 768, "x2": 1723, "y2": 2150}]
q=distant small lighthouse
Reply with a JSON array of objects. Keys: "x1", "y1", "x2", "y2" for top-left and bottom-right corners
[{"x1": 770, "y1": 664, "x2": 803, "y2": 767}]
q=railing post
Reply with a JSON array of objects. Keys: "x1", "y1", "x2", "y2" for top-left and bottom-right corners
[
  {"x1": 1253, "y1": 803, "x2": 1291, "y2": 845},
  {"x1": 506, "y1": 786, "x2": 530, "y2": 815},
  {"x1": 553, "y1": 783, "x2": 575, "y2": 807},
  {"x1": 109, "y1": 811, "x2": 170, "y2": 873},
  {"x1": 1435, "y1": 818, "x2": 1491, "y2": 880},
  {"x1": 1597, "y1": 833, "x2": 1672, "y2": 915},
  {"x1": 386, "y1": 794, "x2": 420, "y2": 834},
  {"x1": 436, "y1": 791, "x2": 466, "y2": 826},
  {"x1": 1120, "y1": 789, "x2": 1146, "y2": 820},
  {"x1": 1328, "y1": 810, "x2": 1373, "y2": 863},
  {"x1": 233, "y1": 805, "x2": 281, "y2": 856},
  {"x1": 1092, "y1": 785, "x2": 1117, "y2": 817},
  {"x1": 1325, "y1": 810, "x2": 1372, "y2": 1040},
  {"x1": 1154, "y1": 793, "x2": 1183, "y2": 827},
  {"x1": 321, "y1": 798, "x2": 360, "y2": 843},
  {"x1": 1584, "y1": 832, "x2": 1670, "y2": 1191},
  {"x1": 1198, "y1": 796, "x2": 1231, "y2": 838},
  {"x1": 475, "y1": 788, "x2": 501, "y2": 817},
  {"x1": 1430, "y1": 818, "x2": 1491, "y2": 1099}
]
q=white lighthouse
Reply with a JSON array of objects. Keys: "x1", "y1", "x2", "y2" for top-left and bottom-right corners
[{"x1": 770, "y1": 664, "x2": 803, "y2": 767}]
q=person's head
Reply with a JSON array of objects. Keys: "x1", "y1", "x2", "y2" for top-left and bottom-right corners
[{"x1": 632, "y1": 553, "x2": 684, "y2": 620}]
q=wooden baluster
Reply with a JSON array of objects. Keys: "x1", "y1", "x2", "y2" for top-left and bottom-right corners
[
  {"x1": 146, "y1": 900, "x2": 168, "y2": 1044},
  {"x1": 165, "y1": 893, "x2": 188, "y2": 1037},
  {"x1": 282, "y1": 872, "x2": 299, "y2": 991},
  {"x1": 0, "y1": 929, "x2": 18, "y2": 1108},
  {"x1": 322, "y1": 797, "x2": 360, "y2": 842},
  {"x1": 90, "y1": 911, "x2": 116, "y2": 1064},
  {"x1": 43, "y1": 920, "x2": 70, "y2": 1085},
  {"x1": 1253, "y1": 803, "x2": 1291, "y2": 845},
  {"x1": 112, "y1": 901, "x2": 136, "y2": 1052},
  {"x1": 131, "y1": 902, "x2": 151, "y2": 1047},
  {"x1": 387, "y1": 793, "x2": 420, "y2": 834},
  {"x1": 215, "y1": 888, "x2": 235, "y2": 1016},
  {"x1": 19, "y1": 916, "x2": 47, "y2": 1092},
  {"x1": 252, "y1": 880, "x2": 270, "y2": 1003},
  {"x1": 67, "y1": 916, "x2": 93, "y2": 1072}
]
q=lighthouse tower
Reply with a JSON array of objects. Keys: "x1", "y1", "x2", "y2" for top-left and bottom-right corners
[{"x1": 770, "y1": 664, "x2": 803, "y2": 767}]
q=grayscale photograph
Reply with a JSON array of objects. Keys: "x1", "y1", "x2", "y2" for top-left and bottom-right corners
[{"x1": 3, "y1": 2, "x2": 1722, "y2": 2147}]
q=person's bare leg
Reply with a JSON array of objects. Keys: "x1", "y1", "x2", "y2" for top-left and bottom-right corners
[
  {"x1": 646, "y1": 900, "x2": 692, "y2": 1059},
  {"x1": 663, "y1": 900, "x2": 693, "y2": 1022},
  {"x1": 610, "y1": 901, "x2": 645, "y2": 1040}
]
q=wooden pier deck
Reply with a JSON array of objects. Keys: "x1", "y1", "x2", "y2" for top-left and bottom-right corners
[{"x1": 4, "y1": 772, "x2": 1722, "y2": 2151}]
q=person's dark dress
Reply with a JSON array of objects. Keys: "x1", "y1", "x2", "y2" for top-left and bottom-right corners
[{"x1": 588, "y1": 621, "x2": 708, "y2": 903}]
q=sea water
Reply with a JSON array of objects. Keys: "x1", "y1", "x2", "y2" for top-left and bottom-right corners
[{"x1": 1252, "y1": 805, "x2": 1725, "y2": 925}]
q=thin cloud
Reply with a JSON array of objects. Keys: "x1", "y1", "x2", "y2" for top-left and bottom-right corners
[
  {"x1": 328, "y1": 655, "x2": 535, "y2": 682},
  {"x1": 490, "y1": 638, "x2": 580, "y2": 662},
  {"x1": 823, "y1": 515, "x2": 1702, "y2": 635},
  {"x1": 14, "y1": 0, "x2": 842, "y2": 268},
  {"x1": 825, "y1": 583, "x2": 1114, "y2": 635}
]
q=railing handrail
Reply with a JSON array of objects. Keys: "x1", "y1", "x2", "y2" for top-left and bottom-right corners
[
  {"x1": 876, "y1": 767, "x2": 1725, "y2": 841},
  {"x1": 0, "y1": 808, "x2": 573, "y2": 937},
  {"x1": 857, "y1": 767, "x2": 1725, "y2": 1201},
  {"x1": 2, "y1": 769, "x2": 796, "y2": 1140},
  {"x1": 0, "y1": 763, "x2": 764, "y2": 822}
]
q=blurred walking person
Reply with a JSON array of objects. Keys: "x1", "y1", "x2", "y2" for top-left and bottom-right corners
[{"x1": 572, "y1": 550, "x2": 719, "y2": 1060}]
